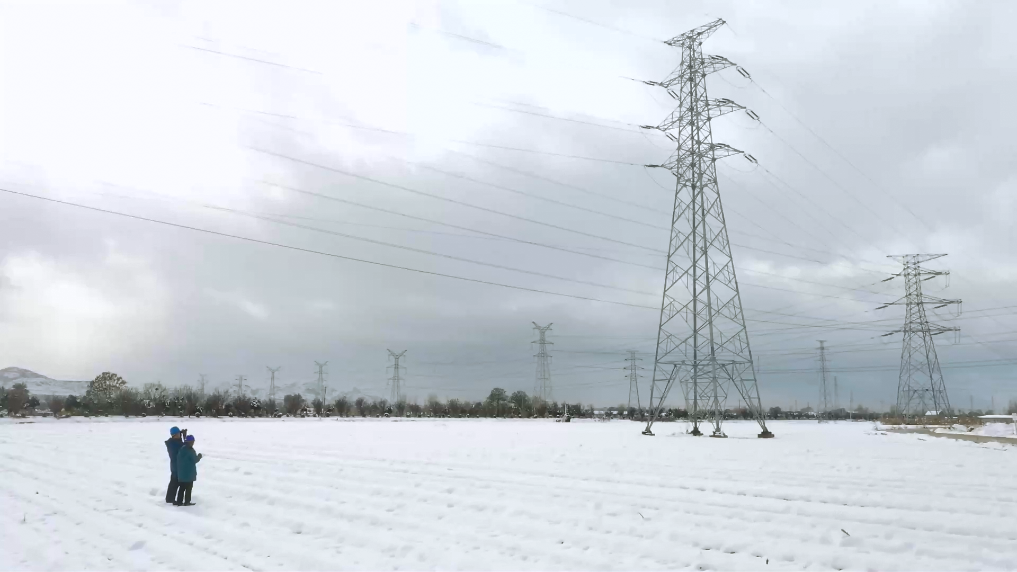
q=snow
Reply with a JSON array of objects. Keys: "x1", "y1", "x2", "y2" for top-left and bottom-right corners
[{"x1": 3, "y1": 418, "x2": 1017, "y2": 571}]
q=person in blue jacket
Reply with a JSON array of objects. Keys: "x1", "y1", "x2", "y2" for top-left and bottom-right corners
[
  {"x1": 164, "y1": 427, "x2": 186, "y2": 504},
  {"x1": 174, "y1": 434, "x2": 202, "y2": 506}
]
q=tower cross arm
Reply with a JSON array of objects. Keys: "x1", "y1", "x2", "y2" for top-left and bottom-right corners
[
  {"x1": 643, "y1": 98, "x2": 750, "y2": 132},
  {"x1": 664, "y1": 19, "x2": 726, "y2": 47},
  {"x1": 886, "y1": 323, "x2": 960, "y2": 336},
  {"x1": 649, "y1": 55, "x2": 739, "y2": 89},
  {"x1": 646, "y1": 143, "x2": 745, "y2": 173}
]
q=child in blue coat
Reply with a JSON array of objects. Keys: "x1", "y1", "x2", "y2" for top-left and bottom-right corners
[{"x1": 174, "y1": 435, "x2": 203, "y2": 506}]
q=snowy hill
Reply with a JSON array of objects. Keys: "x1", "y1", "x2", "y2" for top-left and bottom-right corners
[{"x1": 0, "y1": 367, "x2": 88, "y2": 397}]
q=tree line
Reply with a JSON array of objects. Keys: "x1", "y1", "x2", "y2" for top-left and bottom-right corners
[{"x1": 2, "y1": 373, "x2": 609, "y2": 419}]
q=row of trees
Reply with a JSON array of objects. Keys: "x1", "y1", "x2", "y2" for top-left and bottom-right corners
[
  {"x1": 10, "y1": 372, "x2": 964, "y2": 421},
  {"x1": 3, "y1": 374, "x2": 602, "y2": 419}
]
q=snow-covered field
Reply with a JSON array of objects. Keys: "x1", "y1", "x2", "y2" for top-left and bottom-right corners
[
  {"x1": 935, "y1": 422, "x2": 1017, "y2": 439},
  {"x1": 3, "y1": 418, "x2": 1017, "y2": 571}
]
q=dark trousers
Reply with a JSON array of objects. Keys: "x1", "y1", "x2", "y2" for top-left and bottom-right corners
[
  {"x1": 166, "y1": 474, "x2": 180, "y2": 503},
  {"x1": 175, "y1": 481, "x2": 193, "y2": 505}
]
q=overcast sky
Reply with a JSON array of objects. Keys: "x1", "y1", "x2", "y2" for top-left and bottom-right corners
[{"x1": 1, "y1": 0, "x2": 1015, "y2": 410}]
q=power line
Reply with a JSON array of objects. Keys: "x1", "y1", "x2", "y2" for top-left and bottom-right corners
[
  {"x1": 250, "y1": 147, "x2": 661, "y2": 253},
  {"x1": 181, "y1": 44, "x2": 322, "y2": 74},
  {"x1": 260, "y1": 181, "x2": 663, "y2": 270},
  {"x1": 744, "y1": 74, "x2": 935, "y2": 233},
  {"x1": 213, "y1": 205, "x2": 659, "y2": 296},
  {"x1": 0, "y1": 187, "x2": 659, "y2": 310}
]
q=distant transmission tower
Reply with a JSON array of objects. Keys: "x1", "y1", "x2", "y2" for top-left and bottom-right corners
[
  {"x1": 879, "y1": 254, "x2": 960, "y2": 418},
  {"x1": 267, "y1": 366, "x2": 281, "y2": 402},
  {"x1": 626, "y1": 351, "x2": 642, "y2": 410},
  {"x1": 236, "y1": 374, "x2": 247, "y2": 397},
  {"x1": 817, "y1": 341, "x2": 830, "y2": 419},
  {"x1": 532, "y1": 323, "x2": 553, "y2": 403},
  {"x1": 639, "y1": 19, "x2": 772, "y2": 438},
  {"x1": 197, "y1": 374, "x2": 207, "y2": 395},
  {"x1": 314, "y1": 361, "x2": 328, "y2": 402},
  {"x1": 386, "y1": 351, "x2": 405, "y2": 403}
]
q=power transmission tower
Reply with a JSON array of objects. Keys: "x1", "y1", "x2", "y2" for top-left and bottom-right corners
[
  {"x1": 236, "y1": 374, "x2": 247, "y2": 397},
  {"x1": 198, "y1": 374, "x2": 207, "y2": 396},
  {"x1": 817, "y1": 341, "x2": 830, "y2": 420},
  {"x1": 267, "y1": 366, "x2": 281, "y2": 402},
  {"x1": 532, "y1": 323, "x2": 553, "y2": 403},
  {"x1": 639, "y1": 19, "x2": 772, "y2": 438},
  {"x1": 878, "y1": 254, "x2": 960, "y2": 418},
  {"x1": 314, "y1": 361, "x2": 328, "y2": 403},
  {"x1": 386, "y1": 351, "x2": 405, "y2": 403},
  {"x1": 834, "y1": 376, "x2": 839, "y2": 411},
  {"x1": 626, "y1": 351, "x2": 642, "y2": 410}
]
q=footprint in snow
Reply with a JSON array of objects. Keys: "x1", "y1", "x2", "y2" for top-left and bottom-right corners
[{"x1": 129, "y1": 541, "x2": 145, "y2": 551}]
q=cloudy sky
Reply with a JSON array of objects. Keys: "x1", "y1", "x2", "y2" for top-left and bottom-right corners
[{"x1": 1, "y1": 0, "x2": 1015, "y2": 410}]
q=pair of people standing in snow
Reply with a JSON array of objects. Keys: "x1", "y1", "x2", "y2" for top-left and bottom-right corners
[{"x1": 165, "y1": 426, "x2": 202, "y2": 506}]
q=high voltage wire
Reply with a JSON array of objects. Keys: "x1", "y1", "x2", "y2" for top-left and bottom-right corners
[
  {"x1": 250, "y1": 147, "x2": 662, "y2": 253},
  {"x1": 470, "y1": 101, "x2": 644, "y2": 133},
  {"x1": 0, "y1": 187, "x2": 659, "y2": 310},
  {"x1": 259, "y1": 181, "x2": 663, "y2": 270},
  {"x1": 744, "y1": 75, "x2": 936, "y2": 233},
  {"x1": 238, "y1": 104, "x2": 897, "y2": 283},
  {"x1": 216, "y1": 207, "x2": 658, "y2": 296},
  {"x1": 241, "y1": 108, "x2": 904, "y2": 278},
  {"x1": 180, "y1": 44, "x2": 323, "y2": 74},
  {"x1": 406, "y1": 158, "x2": 668, "y2": 230},
  {"x1": 98, "y1": 175, "x2": 902, "y2": 305},
  {"x1": 450, "y1": 150, "x2": 662, "y2": 214}
]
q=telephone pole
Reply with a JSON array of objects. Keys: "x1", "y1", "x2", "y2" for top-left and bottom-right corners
[
  {"x1": 386, "y1": 351, "x2": 405, "y2": 403},
  {"x1": 532, "y1": 323, "x2": 553, "y2": 403},
  {"x1": 267, "y1": 366, "x2": 281, "y2": 402},
  {"x1": 626, "y1": 351, "x2": 642, "y2": 411},
  {"x1": 314, "y1": 361, "x2": 328, "y2": 403},
  {"x1": 879, "y1": 254, "x2": 960, "y2": 418},
  {"x1": 639, "y1": 19, "x2": 772, "y2": 438},
  {"x1": 818, "y1": 341, "x2": 830, "y2": 420}
]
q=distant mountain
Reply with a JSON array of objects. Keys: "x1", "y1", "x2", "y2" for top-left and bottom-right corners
[{"x1": 0, "y1": 367, "x2": 89, "y2": 397}]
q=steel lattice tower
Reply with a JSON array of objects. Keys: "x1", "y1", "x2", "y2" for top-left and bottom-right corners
[
  {"x1": 640, "y1": 19, "x2": 772, "y2": 438},
  {"x1": 532, "y1": 323, "x2": 553, "y2": 403},
  {"x1": 314, "y1": 361, "x2": 328, "y2": 402},
  {"x1": 879, "y1": 254, "x2": 960, "y2": 418},
  {"x1": 626, "y1": 350, "x2": 642, "y2": 410},
  {"x1": 817, "y1": 341, "x2": 830, "y2": 419},
  {"x1": 267, "y1": 366, "x2": 281, "y2": 402},
  {"x1": 386, "y1": 351, "x2": 406, "y2": 403}
]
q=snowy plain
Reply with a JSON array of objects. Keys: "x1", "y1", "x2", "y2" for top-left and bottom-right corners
[{"x1": 2, "y1": 418, "x2": 1017, "y2": 571}]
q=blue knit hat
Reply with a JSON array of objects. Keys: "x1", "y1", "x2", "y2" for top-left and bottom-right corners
[
  {"x1": 185, "y1": 435, "x2": 195, "y2": 442},
  {"x1": 170, "y1": 427, "x2": 181, "y2": 435}
]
